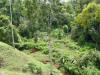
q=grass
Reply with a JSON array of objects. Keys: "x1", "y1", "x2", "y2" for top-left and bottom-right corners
[
  {"x1": 0, "y1": 42, "x2": 62, "y2": 75},
  {"x1": 0, "y1": 69, "x2": 32, "y2": 75}
]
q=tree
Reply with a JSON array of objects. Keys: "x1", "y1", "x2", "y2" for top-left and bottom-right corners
[
  {"x1": 0, "y1": 14, "x2": 20, "y2": 44},
  {"x1": 76, "y1": 2, "x2": 100, "y2": 47}
]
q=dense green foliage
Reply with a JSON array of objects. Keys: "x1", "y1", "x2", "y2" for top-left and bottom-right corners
[
  {"x1": 72, "y1": 2, "x2": 100, "y2": 48},
  {"x1": 0, "y1": 0, "x2": 100, "y2": 75},
  {"x1": 0, "y1": 14, "x2": 21, "y2": 45}
]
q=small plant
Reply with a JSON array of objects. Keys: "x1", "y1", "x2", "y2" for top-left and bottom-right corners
[{"x1": 28, "y1": 63, "x2": 42, "y2": 75}]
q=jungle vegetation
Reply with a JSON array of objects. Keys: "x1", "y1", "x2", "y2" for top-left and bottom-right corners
[{"x1": 0, "y1": 0, "x2": 100, "y2": 75}]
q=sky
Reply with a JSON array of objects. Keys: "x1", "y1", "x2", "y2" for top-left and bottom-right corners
[
  {"x1": 41, "y1": 0, "x2": 69, "y2": 3},
  {"x1": 60, "y1": 0, "x2": 69, "y2": 2}
]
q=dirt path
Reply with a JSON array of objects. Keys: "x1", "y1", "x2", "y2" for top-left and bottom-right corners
[
  {"x1": 53, "y1": 63, "x2": 70, "y2": 75},
  {"x1": 30, "y1": 49, "x2": 70, "y2": 75}
]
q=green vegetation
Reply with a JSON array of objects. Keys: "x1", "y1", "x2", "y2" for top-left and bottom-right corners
[
  {"x1": 0, "y1": 0, "x2": 100, "y2": 75},
  {"x1": 0, "y1": 42, "x2": 62, "y2": 75}
]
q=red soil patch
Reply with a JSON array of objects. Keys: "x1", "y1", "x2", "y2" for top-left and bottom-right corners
[{"x1": 30, "y1": 49, "x2": 39, "y2": 53}]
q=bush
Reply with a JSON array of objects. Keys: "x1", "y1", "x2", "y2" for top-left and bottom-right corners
[
  {"x1": 0, "y1": 14, "x2": 10, "y2": 27},
  {"x1": 0, "y1": 25, "x2": 21, "y2": 45},
  {"x1": 28, "y1": 63, "x2": 42, "y2": 74},
  {"x1": 0, "y1": 14, "x2": 22, "y2": 45},
  {"x1": 50, "y1": 28, "x2": 64, "y2": 39},
  {"x1": 61, "y1": 51, "x2": 100, "y2": 75},
  {"x1": 15, "y1": 40, "x2": 49, "y2": 53},
  {"x1": 63, "y1": 25, "x2": 69, "y2": 33},
  {"x1": 15, "y1": 42, "x2": 34, "y2": 50}
]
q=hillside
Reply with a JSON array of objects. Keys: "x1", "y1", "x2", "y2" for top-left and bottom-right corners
[{"x1": 0, "y1": 42, "x2": 62, "y2": 75}]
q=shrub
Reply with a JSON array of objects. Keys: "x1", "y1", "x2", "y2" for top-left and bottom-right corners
[
  {"x1": 50, "y1": 28, "x2": 64, "y2": 39},
  {"x1": 61, "y1": 51, "x2": 100, "y2": 75},
  {"x1": 0, "y1": 25, "x2": 21, "y2": 45},
  {"x1": 28, "y1": 63, "x2": 42, "y2": 74},
  {"x1": 0, "y1": 14, "x2": 10, "y2": 27},
  {"x1": 63, "y1": 25, "x2": 69, "y2": 33},
  {"x1": 0, "y1": 14, "x2": 22, "y2": 45}
]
